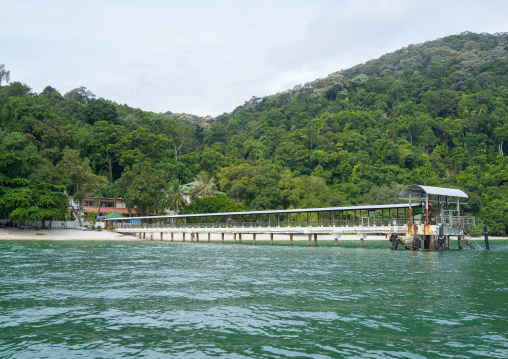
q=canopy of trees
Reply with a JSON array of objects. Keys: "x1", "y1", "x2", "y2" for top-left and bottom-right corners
[{"x1": 1, "y1": 32, "x2": 507, "y2": 233}]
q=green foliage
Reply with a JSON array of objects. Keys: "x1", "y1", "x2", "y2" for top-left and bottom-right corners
[
  {"x1": 55, "y1": 148, "x2": 108, "y2": 226},
  {"x1": 189, "y1": 171, "x2": 217, "y2": 198},
  {"x1": 115, "y1": 161, "x2": 168, "y2": 217},
  {"x1": 167, "y1": 178, "x2": 187, "y2": 213},
  {"x1": 0, "y1": 178, "x2": 68, "y2": 224},
  {"x1": 180, "y1": 194, "x2": 245, "y2": 215},
  {"x1": 1, "y1": 33, "x2": 508, "y2": 233},
  {"x1": 88, "y1": 210, "x2": 98, "y2": 225}
]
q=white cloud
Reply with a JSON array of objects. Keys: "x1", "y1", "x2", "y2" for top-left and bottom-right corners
[{"x1": 1, "y1": 0, "x2": 507, "y2": 116}]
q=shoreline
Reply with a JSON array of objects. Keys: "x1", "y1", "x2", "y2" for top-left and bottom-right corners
[
  {"x1": 1, "y1": 228, "x2": 506, "y2": 242},
  {"x1": 0, "y1": 228, "x2": 141, "y2": 241}
]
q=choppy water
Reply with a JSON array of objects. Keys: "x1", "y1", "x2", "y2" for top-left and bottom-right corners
[{"x1": 0, "y1": 240, "x2": 507, "y2": 358}]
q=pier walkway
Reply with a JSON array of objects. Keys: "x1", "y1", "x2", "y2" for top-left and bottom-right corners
[{"x1": 106, "y1": 185, "x2": 476, "y2": 250}]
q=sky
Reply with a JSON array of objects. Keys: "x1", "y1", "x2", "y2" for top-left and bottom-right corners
[{"x1": 1, "y1": 0, "x2": 508, "y2": 117}]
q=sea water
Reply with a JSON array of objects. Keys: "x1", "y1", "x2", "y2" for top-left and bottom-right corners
[{"x1": 0, "y1": 240, "x2": 507, "y2": 358}]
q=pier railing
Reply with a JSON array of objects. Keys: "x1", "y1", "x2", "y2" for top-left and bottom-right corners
[
  {"x1": 437, "y1": 215, "x2": 476, "y2": 227},
  {"x1": 114, "y1": 218, "x2": 415, "y2": 230}
]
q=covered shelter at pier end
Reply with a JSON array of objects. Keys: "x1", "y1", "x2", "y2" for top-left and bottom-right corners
[
  {"x1": 399, "y1": 184, "x2": 469, "y2": 226},
  {"x1": 397, "y1": 184, "x2": 475, "y2": 250}
]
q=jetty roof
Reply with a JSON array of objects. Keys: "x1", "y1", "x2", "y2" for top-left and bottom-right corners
[
  {"x1": 105, "y1": 203, "x2": 420, "y2": 221},
  {"x1": 399, "y1": 185, "x2": 468, "y2": 199}
]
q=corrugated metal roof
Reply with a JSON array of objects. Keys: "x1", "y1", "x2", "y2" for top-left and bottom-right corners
[
  {"x1": 105, "y1": 202, "x2": 421, "y2": 221},
  {"x1": 399, "y1": 185, "x2": 468, "y2": 199}
]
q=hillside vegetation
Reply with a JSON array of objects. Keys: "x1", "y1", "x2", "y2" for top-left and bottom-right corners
[{"x1": 1, "y1": 32, "x2": 507, "y2": 233}]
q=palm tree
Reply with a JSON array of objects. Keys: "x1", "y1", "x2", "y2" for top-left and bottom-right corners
[
  {"x1": 168, "y1": 179, "x2": 187, "y2": 213},
  {"x1": 190, "y1": 171, "x2": 217, "y2": 198}
]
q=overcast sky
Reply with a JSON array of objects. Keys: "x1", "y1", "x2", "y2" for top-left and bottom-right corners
[{"x1": 1, "y1": 0, "x2": 507, "y2": 117}]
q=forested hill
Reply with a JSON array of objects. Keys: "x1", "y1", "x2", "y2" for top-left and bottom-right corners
[{"x1": 1, "y1": 32, "x2": 508, "y2": 234}]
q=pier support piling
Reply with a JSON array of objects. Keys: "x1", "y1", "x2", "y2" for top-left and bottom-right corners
[
  {"x1": 314, "y1": 233, "x2": 318, "y2": 247},
  {"x1": 253, "y1": 233, "x2": 256, "y2": 245},
  {"x1": 484, "y1": 226, "x2": 490, "y2": 250},
  {"x1": 290, "y1": 234, "x2": 293, "y2": 246},
  {"x1": 239, "y1": 233, "x2": 242, "y2": 244},
  {"x1": 221, "y1": 233, "x2": 224, "y2": 244},
  {"x1": 424, "y1": 235, "x2": 430, "y2": 250},
  {"x1": 270, "y1": 233, "x2": 274, "y2": 246},
  {"x1": 208, "y1": 233, "x2": 211, "y2": 243}
]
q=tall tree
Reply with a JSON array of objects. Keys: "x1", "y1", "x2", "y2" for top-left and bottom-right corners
[
  {"x1": 115, "y1": 161, "x2": 168, "y2": 217},
  {"x1": 55, "y1": 148, "x2": 108, "y2": 226},
  {"x1": 64, "y1": 86, "x2": 95, "y2": 104},
  {"x1": 89, "y1": 121, "x2": 126, "y2": 181},
  {"x1": 167, "y1": 178, "x2": 187, "y2": 213}
]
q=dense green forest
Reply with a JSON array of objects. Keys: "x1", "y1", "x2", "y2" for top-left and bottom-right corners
[{"x1": 1, "y1": 32, "x2": 508, "y2": 233}]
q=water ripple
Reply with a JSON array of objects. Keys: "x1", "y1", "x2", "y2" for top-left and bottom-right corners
[{"x1": 0, "y1": 240, "x2": 507, "y2": 358}]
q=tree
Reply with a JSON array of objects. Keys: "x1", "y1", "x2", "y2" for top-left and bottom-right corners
[
  {"x1": 180, "y1": 194, "x2": 245, "y2": 215},
  {"x1": 0, "y1": 64, "x2": 10, "y2": 86},
  {"x1": 190, "y1": 171, "x2": 217, "y2": 198},
  {"x1": 167, "y1": 178, "x2": 187, "y2": 213},
  {"x1": 115, "y1": 161, "x2": 168, "y2": 217},
  {"x1": 55, "y1": 148, "x2": 108, "y2": 226},
  {"x1": 117, "y1": 128, "x2": 170, "y2": 169},
  {"x1": 363, "y1": 183, "x2": 404, "y2": 205},
  {"x1": 0, "y1": 130, "x2": 42, "y2": 181},
  {"x1": 89, "y1": 121, "x2": 127, "y2": 181},
  {"x1": 64, "y1": 86, "x2": 95, "y2": 104},
  {"x1": 79, "y1": 98, "x2": 119, "y2": 125},
  {"x1": 88, "y1": 211, "x2": 98, "y2": 226},
  {"x1": 0, "y1": 178, "x2": 68, "y2": 226},
  {"x1": 163, "y1": 119, "x2": 189, "y2": 161}
]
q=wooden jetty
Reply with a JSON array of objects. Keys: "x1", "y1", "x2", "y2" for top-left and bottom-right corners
[{"x1": 106, "y1": 185, "x2": 478, "y2": 250}]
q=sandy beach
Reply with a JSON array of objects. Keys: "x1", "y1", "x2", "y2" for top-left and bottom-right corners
[
  {"x1": 0, "y1": 228, "x2": 140, "y2": 241},
  {"x1": 1, "y1": 228, "x2": 503, "y2": 242},
  {"x1": 0, "y1": 229, "x2": 382, "y2": 242}
]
